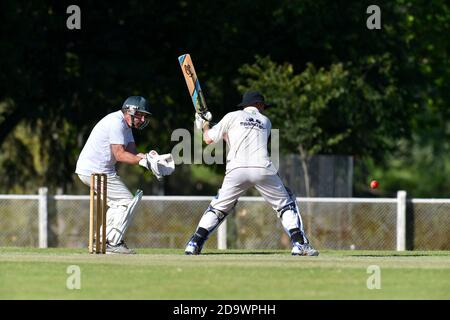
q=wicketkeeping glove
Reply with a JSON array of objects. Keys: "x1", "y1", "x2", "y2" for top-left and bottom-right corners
[{"x1": 139, "y1": 150, "x2": 175, "y2": 181}]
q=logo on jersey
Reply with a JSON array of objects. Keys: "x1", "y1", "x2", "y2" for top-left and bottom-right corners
[{"x1": 240, "y1": 117, "x2": 266, "y2": 129}]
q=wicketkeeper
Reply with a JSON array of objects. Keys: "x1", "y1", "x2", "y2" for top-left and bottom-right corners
[
  {"x1": 76, "y1": 96, "x2": 175, "y2": 254},
  {"x1": 185, "y1": 91, "x2": 318, "y2": 256}
]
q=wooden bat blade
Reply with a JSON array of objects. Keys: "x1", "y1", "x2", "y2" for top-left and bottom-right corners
[{"x1": 178, "y1": 53, "x2": 208, "y2": 114}]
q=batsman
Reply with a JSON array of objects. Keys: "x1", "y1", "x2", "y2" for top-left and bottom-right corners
[
  {"x1": 185, "y1": 91, "x2": 319, "y2": 256},
  {"x1": 75, "y1": 96, "x2": 175, "y2": 254}
]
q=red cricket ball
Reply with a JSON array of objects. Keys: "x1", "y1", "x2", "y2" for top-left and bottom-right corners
[{"x1": 370, "y1": 180, "x2": 379, "y2": 189}]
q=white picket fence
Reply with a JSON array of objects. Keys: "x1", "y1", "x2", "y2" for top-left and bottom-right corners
[{"x1": 1, "y1": 189, "x2": 449, "y2": 250}]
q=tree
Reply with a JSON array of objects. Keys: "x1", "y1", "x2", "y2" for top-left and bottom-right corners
[
  {"x1": 0, "y1": 1, "x2": 449, "y2": 196},
  {"x1": 237, "y1": 55, "x2": 411, "y2": 196}
]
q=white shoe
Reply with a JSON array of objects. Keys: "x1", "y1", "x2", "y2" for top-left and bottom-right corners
[
  {"x1": 185, "y1": 241, "x2": 202, "y2": 255},
  {"x1": 106, "y1": 241, "x2": 136, "y2": 254},
  {"x1": 291, "y1": 242, "x2": 319, "y2": 256}
]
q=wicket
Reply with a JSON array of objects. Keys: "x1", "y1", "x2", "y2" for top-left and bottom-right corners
[{"x1": 89, "y1": 173, "x2": 107, "y2": 254}]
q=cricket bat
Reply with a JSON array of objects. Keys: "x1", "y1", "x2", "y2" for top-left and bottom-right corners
[{"x1": 178, "y1": 53, "x2": 212, "y2": 121}]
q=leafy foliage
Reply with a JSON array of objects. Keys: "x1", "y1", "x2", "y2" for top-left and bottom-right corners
[
  {"x1": 0, "y1": 1, "x2": 449, "y2": 196},
  {"x1": 237, "y1": 55, "x2": 409, "y2": 159}
]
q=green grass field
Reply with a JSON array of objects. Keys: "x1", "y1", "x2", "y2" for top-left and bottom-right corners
[{"x1": 0, "y1": 247, "x2": 449, "y2": 300}]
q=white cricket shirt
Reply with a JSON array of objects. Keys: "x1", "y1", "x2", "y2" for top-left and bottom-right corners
[
  {"x1": 75, "y1": 111, "x2": 134, "y2": 175},
  {"x1": 207, "y1": 106, "x2": 277, "y2": 174}
]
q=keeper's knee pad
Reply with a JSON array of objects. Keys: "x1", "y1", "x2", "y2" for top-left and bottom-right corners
[{"x1": 126, "y1": 190, "x2": 143, "y2": 215}]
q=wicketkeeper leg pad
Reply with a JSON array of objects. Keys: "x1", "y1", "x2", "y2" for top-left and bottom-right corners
[{"x1": 106, "y1": 189, "x2": 143, "y2": 245}]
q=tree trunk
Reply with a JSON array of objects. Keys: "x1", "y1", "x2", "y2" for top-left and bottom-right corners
[
  {"x1": 298, "y1": 144, "x2": 311, "y2": 197},
  {"x1": 298, "y1": 144, "x2": 313, "y2": 236}
]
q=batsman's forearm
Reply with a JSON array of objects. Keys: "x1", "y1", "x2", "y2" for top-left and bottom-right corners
[{"x1": 203, "y1": 127, "x2": 214, "y2": 145}]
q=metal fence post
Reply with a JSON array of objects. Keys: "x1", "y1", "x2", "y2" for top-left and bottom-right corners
[
  {"x1": 38, "y1": 187, "x2": 48, "y2": 248},
  {"x1": 217, "y1": 221, "x2": 227, "y2": 250},
  {"x1": 396, "y1": 190, "x2": 407, "y2": 251}
]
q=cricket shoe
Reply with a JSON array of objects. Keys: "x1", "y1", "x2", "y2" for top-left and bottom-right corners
[
  {"x1": 184, "y1": 241, "x2": 202, "y2": 255},
  {"x1": 106, "y1": 240, "x2": 136, "y2": 254},
  {"x1": 291, "y1": 242, "x2": 319, "y2": 256}
]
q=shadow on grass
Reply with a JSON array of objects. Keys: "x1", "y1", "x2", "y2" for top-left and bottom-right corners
[
  {"x1": 349, "y1": 254, "x2": 435, "y2": 257},
  {"x1": 201, "y1": 251, "x2": 286, "y2": 255}
]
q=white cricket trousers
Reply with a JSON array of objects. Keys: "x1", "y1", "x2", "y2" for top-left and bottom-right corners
[
  {"x1": 78, "y1": 174, "x2": 136, "y2": 245},
  {"x1": 210, "y1": 167, "x2": 291, "y2": 213}
]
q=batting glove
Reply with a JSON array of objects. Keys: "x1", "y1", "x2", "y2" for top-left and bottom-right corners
[{"x1": 195, "y1": 113, "x2": 210, "y2": 130}]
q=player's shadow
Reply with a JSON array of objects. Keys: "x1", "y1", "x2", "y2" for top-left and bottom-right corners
[
  {"x1": 350, "y1": 254, "x2": 432, "y2": 257},
  {"x1": 200, "y1": 251, "x2": 284, "y2": 255}
]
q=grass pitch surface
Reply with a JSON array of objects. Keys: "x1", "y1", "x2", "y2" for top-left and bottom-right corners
[{"x1": 0, "y1": 248, "x2": 449, "y2": 299}]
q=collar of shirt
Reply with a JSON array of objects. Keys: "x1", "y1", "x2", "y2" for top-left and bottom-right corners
[{"x1": 243, "y1": 106, "x2": 259, "y2": 113}]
